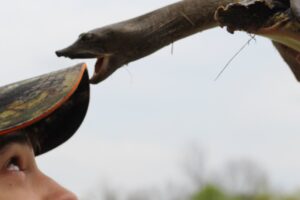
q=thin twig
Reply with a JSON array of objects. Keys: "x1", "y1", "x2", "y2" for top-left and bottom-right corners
[
  {"x1": 124, "y1": 64, "x2": 133, "y2": 83},
  {"x1": 171, "y1": 42, "x2": 174, "y2": 55},
  {"x1": 214, "y1": 35, "x2": 255, "y2": 81}
]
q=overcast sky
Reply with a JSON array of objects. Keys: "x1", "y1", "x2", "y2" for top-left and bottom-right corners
[{"x1": 1, "y1": 0, "x2": 300, "y2": 198}]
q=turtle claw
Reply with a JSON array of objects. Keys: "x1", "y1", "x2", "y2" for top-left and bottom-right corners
[{"x1": 291, "y1": 0, "x2": 300, "y2": 21}]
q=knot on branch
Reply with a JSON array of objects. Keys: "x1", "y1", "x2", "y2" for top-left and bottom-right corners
[{"x1": 214, "y1": 0, "x2": 290, "y2": 34}]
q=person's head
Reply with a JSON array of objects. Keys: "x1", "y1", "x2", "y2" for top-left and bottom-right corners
[
  {"x1": 0, "y1": 64, "x2": 90, "y2": 200},
  {"x1": 0, "y1": 130, "x2": 78, "y2": 200}
]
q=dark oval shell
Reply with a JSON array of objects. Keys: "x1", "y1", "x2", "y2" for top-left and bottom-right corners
[{"x1": 0, "y1": 63, "x2": 90, "y2": 155}]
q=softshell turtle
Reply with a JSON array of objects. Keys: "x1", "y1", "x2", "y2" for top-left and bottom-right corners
[
  {"x1": 56, "y1": 0, "x2": 300, "y2": 83},
  {"x1": 0, "y1": 63, "x2": 90, "y2": 155}
]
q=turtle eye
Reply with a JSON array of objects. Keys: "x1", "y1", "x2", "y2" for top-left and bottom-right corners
[{"x1": 79, "y1": 33, "x2": 94, "y2": 41}]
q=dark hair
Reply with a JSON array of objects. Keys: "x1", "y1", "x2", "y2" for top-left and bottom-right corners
[{"x1": 0, "y1": 129, "x2": 41, "y2": 155}]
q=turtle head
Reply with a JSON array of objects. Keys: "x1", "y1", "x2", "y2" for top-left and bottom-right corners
[{"x1": 56, "y1": 25, "x2": 135, "y2": 84}]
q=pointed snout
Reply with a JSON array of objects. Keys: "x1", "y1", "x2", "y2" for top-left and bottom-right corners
[
  {"x1": 56, "y1": 45, "x2": 100, "y2": 59},
  {"x1": 55, "y1": 47, "x2": 72, "y2": 57}
]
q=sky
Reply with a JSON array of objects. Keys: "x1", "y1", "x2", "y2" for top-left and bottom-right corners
[{"x1": 1, "y1": 0, "x2": 300, "y2": 198}]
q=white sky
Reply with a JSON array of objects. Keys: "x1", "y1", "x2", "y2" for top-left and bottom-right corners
[{"x1": 1, "y1": 0, "x2": 300, "y2": 198}]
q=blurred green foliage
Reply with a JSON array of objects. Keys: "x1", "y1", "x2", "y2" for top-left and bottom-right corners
[
  {"x1": 190, "y1": 184, "x2": 300, "y2": 200},
  {"x1": 191, "y1": 185, "x2": 228, "y2": 200}
]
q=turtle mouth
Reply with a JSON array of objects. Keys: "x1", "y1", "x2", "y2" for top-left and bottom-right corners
[{"x1": 90, "y1": 55, "x2": 111, "y2": 83}]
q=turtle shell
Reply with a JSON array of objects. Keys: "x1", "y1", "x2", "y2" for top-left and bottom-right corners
[{"x1": 0, "y1": 63, "x2": 90, "y2": 155}]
